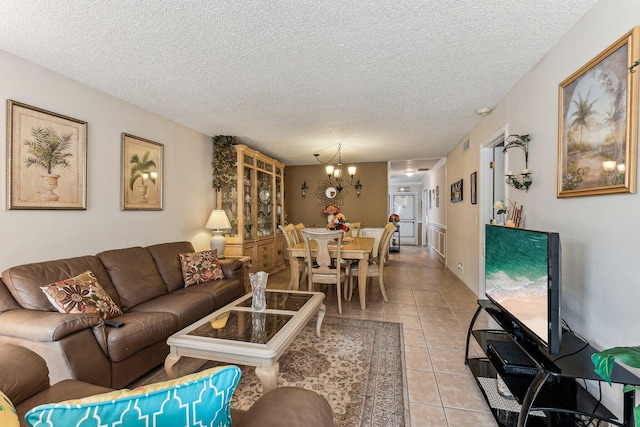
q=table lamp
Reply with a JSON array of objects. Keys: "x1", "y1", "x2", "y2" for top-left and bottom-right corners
[{"x1": 206, "y1": 209, "x2": 231, "y2": 257}]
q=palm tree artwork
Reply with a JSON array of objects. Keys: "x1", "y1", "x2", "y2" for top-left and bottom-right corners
[
  {"x1": 23, "y1": 126, "x2": 74, "y2": 202},
  {"x1": 561, "y1": 47, "x2": 631, "y2": 193},
  {"x1": 129, "y1": 151, "x2": 157, "y2": 203}
]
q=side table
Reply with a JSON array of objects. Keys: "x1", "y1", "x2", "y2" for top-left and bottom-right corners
[{"x1": 224, "y1": 255, "x2": 252, "y2": 293}]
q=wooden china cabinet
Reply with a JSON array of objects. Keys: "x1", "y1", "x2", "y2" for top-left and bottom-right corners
[{"x1": 216, "y1": 144, "x2": 285, "y2": 273}]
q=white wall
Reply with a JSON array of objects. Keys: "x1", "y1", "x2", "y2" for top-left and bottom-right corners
[
  {"x1": 0, "y1": 49, "x2": 215, "y2": 271},
  {"x1": 446, "y1": 0, "x2": 640, "y2": 417}
]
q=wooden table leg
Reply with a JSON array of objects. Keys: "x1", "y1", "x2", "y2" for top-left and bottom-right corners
[
  {"x1": 255, "y1": 362, "x2": 279, "y2": 394},
  {"x1": 164, "y1": 353, "x2": 181, "y2": 379},
  {"x1": 289, "y1": 255, "x2": 300, "y2": 291},
  {"x1": 358, "y1": 258, "x2": 368, "y2": 310}
]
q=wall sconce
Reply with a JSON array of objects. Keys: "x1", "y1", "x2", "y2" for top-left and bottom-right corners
[
  {"x1": 506, "y1": 169, "x2": 532, "y2": 191},
  {"x1": 503, "y1": 134, "x2": 533, "y2": 192},
  {"x1": 301, "y1": 181, "x2": 309, "y2": 198},
  {"x1": 354, "y1": 180, "x2": 363, "y2": 198}
]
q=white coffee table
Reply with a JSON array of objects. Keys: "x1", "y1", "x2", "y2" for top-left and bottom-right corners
[{"x1": 165, "y1": 290, "x2": 326, "y2": 393}]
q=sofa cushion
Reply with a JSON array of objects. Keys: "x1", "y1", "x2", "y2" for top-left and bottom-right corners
[
  {"x1": 175, "y1": 278, "x2": 245, "y2": 308},
  {"x1": 146, "y1": 241, "x2": 195, "y2": 292},
  {"x1": 2, "y1": 256, "x2": 120, "y2": 311},
  {"x1": 0, "y1": 391, "x2": 18, "y2": 427},
  {"x1": 101, "y1": 311, "x2": 178, "y2": 363},
  {"x1": 25, "y1": 366, "x2": 241, "y2": 427},
  {"x1": 40, "y1": 271, "x2": 123, "y2": 320},
  {"x1": 128, "y1": 291, "x2": 217, "y2": 329},
  {"x1": 179, "y1": 250, "x2": 225, "y2": 287},
  {"x1": 97, "y1": 247, "x2": 167, "y2": 311}
]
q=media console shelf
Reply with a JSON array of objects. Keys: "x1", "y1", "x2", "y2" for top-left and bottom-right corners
[{"x1": 465, "y1": 299, "x2": 639, "y2": 427}]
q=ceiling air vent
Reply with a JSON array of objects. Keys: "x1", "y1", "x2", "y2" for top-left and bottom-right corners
[{"x1": 462, "y1": 139, "x2": 470, "y2": 153}]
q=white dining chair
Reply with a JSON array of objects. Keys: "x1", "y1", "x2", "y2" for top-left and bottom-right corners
[{"x1": 301, "y1": 229, "x2": 348, "y2": 314}]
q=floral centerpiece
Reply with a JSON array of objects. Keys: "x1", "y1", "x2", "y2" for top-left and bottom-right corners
[
  {"x1": 389, "y1": 213, "x2": 400, "y2": 224},
  {"x1": 322, "y1": 203, "x2": 340, "y2": 215},
  {"x1": 327, "y1": 212, "x2": 350, "y2": 232}
]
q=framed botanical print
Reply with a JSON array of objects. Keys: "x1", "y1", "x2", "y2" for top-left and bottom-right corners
[
  {"x1": 7, "y1": 100, "x2": 87, "y2": 210},
  {"x1": 558, "y1": 26, "x2": 639, "y2": 197},
  {"x1": 121, "y1": 133, "x2": 163, "y2": 210}
]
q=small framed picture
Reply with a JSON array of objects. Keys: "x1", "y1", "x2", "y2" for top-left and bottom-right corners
[
  {"x1": 451, "y1": 179, "x2": 463, "y2": 203},
  {"x1": 121, "y1": 133, "x2": 163, "y2": 210},
  {"x1": 7, "y1": 100, "x2": 87, "y2": 210},
  {"x1": 470, "y1": 172, "x2": 478, "y2": 204}
]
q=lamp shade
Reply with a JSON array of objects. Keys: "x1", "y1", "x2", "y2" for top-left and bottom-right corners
[
  {"x1": 206, "y1": 209, "x2": 231, "y2": 231},
  {"x1": 206, "y1": 210, "x2": 231, "y2": 257}
]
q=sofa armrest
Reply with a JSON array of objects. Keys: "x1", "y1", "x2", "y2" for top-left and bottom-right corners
[
  {"x1": 0, "y1": 310, "x2": 102, "y2": 342},
  {"x1": 0, "y1": 344, "x2": 50, "y2": 405},
  {"x1": 234, "y1": 387, "x2": 333, "y2": 427},
  {"x1": 219, "y1": 259, "x2": 242, "y2": 280}
]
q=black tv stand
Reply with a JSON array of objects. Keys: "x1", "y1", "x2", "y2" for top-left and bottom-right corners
[{"x1": 465, "y1": 299, "x2": 640, "y2": 427}]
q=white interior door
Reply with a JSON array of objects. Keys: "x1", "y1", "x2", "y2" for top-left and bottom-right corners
[{"x1": 390, "y1": 192, "x2": 417, "y2": 245}]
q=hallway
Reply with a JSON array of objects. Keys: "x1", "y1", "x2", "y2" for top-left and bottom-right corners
[{"x1": 268, "y1": 245, "x2": 496, "y2": 427}]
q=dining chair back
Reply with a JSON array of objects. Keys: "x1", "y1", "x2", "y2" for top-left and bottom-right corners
[
  {"x1": 301, "y1": 229, "x2": 347, "y2": 314},
  {"x1": 279, "y1": 224, "x2": 307, "y2": 289},
  {"x1": 346, "y1": 223, "x2": 396, "y2": 303},
  {"x1": 348, "y1": 222, "x2": 362, "y2": 238},
  {"x1": 293, "y1": 223, "x2": 306, "y2": 245}
]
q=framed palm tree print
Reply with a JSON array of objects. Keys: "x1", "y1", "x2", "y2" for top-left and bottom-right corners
[
  {"x1": 558, "y1": 26, "x2": 639, "y2": 197},
  {"x1": 121, "y1": 133, "x2": 163, "y2": 210},
  {"x1": 7, "y1": 100, "x2": 87, "y2": 210}
]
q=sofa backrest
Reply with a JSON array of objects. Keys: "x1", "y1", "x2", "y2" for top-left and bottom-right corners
[
  {"x1": 2, "y1": 256, "x2": 120, "y2": 311},
  {"x1": 0, "y1": 278, "x2": 21, "y2": 313},
  {"x1": 146, "y1": 241, "x2": 194, "y2": 292},
  {"x1": 96, "y1": 246, "x2": 167, "y2": 311}
]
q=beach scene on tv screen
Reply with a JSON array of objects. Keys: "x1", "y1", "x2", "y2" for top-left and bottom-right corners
[{"x1": 485, "y1": 226, "x2": 549, "y2": 343}]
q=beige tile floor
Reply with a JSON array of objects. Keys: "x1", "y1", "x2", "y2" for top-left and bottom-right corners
[{"x1": 267, "y1": 245, "x2": 498, "y2": 427}]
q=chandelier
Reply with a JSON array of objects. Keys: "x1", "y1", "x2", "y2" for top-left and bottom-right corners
[{"x1": 314, "y1": 143, "x2": 359, "y2": 193}]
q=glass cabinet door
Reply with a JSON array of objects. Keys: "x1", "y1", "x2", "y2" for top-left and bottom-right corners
[
  {"x1": 275, "y1": 171, "x2": 283, "y2": 233},
  {"x1": 242, "y1": 162, "x2": 254, "y2": 239},
  {"x1": 219, "y1": 180, "x2": 238, "y2": 239},
  {"x1": 256, "y1": 169, "x2": 273, "y2": 238}
]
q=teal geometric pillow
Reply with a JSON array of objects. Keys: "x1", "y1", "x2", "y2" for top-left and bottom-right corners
[{"x1": 25, "y1": 365, "x2": 241, "y2": 427}]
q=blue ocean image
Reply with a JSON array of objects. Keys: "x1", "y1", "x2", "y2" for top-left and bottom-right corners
[{"x1": 485, "y1": 226, "x2": 549, "y2": 341}]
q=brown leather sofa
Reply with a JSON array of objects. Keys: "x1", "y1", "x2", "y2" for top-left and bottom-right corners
[
  {"x1": 0, "y1": 241, "x2": 245, "y2": 389},
  {"x1": 2, "y1": 344, "x2": 333, "y2": 427}
]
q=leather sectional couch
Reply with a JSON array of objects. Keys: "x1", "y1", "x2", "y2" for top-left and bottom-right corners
[{"x1": 0, "y1": 241, "x2": 245, "y2": 389}]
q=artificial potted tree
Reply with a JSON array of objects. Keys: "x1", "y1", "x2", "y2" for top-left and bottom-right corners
[{"x1": 23, "y1": 126, "x2": 74, "y2": 202}]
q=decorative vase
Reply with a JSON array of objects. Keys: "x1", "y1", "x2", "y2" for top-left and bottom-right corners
[
  {"x1": 249, "y1": 271, "x2": 268, "y2": 312},
  {"x1": 40, "y1": 174, "x2": 60, "y2": 202}
]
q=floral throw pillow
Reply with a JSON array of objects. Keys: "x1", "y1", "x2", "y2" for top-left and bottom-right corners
[
  {"x1": 41, "y1": 271, "x2": 123, "y2": 319},
  {"x1": 179, "y1": 250, "x2": 224, "y2": 287}
]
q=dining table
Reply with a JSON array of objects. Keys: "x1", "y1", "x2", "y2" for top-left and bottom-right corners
[{"x1": 287, "y1": 236, "x2": 375, "y2": 310}]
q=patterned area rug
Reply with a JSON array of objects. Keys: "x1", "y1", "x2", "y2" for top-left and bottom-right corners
[{"x1": 137, "y1": 316, "x2": 408, "y2": 427}]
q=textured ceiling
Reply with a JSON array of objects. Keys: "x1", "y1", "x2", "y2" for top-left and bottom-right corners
[{"x1": 0, "y1": 1, "x2": 597, "y2": 167}]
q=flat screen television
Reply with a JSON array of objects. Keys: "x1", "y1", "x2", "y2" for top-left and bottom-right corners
[{"x1": 485, "y1": 225, "x2": 562, "y2": 354}]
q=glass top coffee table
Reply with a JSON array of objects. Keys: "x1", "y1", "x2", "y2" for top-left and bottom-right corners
[{"x1": 165, "y1": 290, "x2": 326, "y2": 393}]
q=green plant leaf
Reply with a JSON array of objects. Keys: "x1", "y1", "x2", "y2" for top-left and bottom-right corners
[{"x1": 591, "y1": 346, "x2": 640, "y2": 384}]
